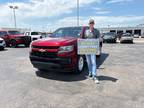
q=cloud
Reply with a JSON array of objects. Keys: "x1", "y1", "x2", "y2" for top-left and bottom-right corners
[
  {"x1": 0, "y1": 0, "x2": 143, "y2": 31},
  {"x1": 47, "y1": 15, "x2": 144, "y2": 31},
  {"x1": 107, "y1": 0, "x2": 133, "y2": 3},
  {"x1": 93, "y1": 8, "x2": 111, "y2": 14},
  {"x1": 1, "y1": 0, "x2": 98, "y2": 18},
  {"x1": 0, "y1": 0, "x2": 99, "y2": 28}
]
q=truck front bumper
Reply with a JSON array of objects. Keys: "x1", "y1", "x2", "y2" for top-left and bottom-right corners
[{"x1": 30, "y1": 56, "x2": 75, "y2": 72}]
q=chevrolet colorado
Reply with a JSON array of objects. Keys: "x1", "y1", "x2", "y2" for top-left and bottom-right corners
[{"x1": 29, "y1": 27, "x2": 102, "y2": 73}]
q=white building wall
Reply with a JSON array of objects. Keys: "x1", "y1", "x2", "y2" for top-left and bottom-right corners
[{"x1": 99, "y1": 27, "x2": 144, "y2": 36}]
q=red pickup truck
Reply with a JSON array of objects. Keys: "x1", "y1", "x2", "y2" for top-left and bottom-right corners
[
  {"x1": 29, "y1": 27, "x2": 102, "y2": 74},
  {"x1": 0, "y1": 30, "x2": 31, "y2": 47}
]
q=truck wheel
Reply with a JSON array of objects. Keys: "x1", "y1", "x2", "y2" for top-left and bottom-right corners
[
  {"x1": 38, "y1": 69, "x2": 47, "y2": 72},
  {"x1": 10, "y1": 40, "x2": 17, "y2": 48},
  {"x1": 114, "y1": 40, "x2": 117, "y2": 43},
  {"x1": 2, "y1": 47, "x2": 4, "y2": 50},
  {"x1": 74, "y1": 56, "x2": 84, "y2": 74},
  {"x1": 0, "y1": 47, "x2": 4, "y2": 50},
  {"x1": 25, "y1": 44, "x2": 30, "y2": 47},
  {"x1": 6, "y1": 43, "x2": 10, "y2": 47}
]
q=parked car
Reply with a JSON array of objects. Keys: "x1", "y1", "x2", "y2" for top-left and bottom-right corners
[
  {"x1": 0, "y1": 38, "x2": 6, "y2": 50},
  {"x1": 103, "y1": 32, "x2": 117, "y2": 43},
  {"x1": 133, "y1": 34, "x2": 139, "y2": 38},
  {"x1": 25, "y1": 31, "x2": 42, "y2": 41},
  {"x1": 29, "y1": 27, "x2": 103, "y2": 74},
  {"x1": 120, "y1": 33, "x2": 133, "y2": 43},
  {"x1": 0, "y1": 30, "x2": 31, "y2": 47},
  {"x1": 141, "y1": 33, "x2": 144, "y2": 38}
]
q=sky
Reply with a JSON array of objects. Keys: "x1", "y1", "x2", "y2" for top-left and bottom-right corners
[{"x1": 0, "y1": 0, "x2": 144, "y2": 31}]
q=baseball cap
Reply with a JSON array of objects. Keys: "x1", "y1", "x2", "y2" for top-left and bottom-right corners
[{"x1": 89, "y1": 19, "x2": 95, "y2": 24}]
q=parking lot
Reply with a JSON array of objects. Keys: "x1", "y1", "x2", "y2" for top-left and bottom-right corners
[{"x1": 0, "y1": 42, "x2": 144, "y2": 108}]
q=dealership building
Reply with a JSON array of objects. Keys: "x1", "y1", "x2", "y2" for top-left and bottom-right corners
[
  {"x1": 1, "y1": 26, "x2": 144, "y2": 37},
  {"x1": 99, "y1": 26, "x2": 144, "y2": 36}
]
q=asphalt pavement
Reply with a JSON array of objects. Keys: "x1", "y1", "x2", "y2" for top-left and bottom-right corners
[{"x1": 0, "y1": 43, "x2": 144, "y2": 108}]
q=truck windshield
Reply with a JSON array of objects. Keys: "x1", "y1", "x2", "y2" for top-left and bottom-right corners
[
  {"x1": 0, "y1": 31, "x2": 7, "y2": 37},
  {"x1": 52, "y1": 27, "x2": 82, "y2": 37},
  {"x1": 104, "y1": 33, "x2": 115, "y2": 37},
  {"x1": 8, "y1": 31, "x2": 22, "y2": 35},
  {"x1": 31, "y1": 32, "x2": 40, "y2": 35}
]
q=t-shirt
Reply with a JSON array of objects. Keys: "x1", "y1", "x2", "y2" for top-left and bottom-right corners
[{"x1": 84, "y1": 28, "x2": 99, "y2": 39}]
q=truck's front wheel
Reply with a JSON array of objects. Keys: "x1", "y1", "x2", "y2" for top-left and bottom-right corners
[
  {"x1": 0, "y1": 47, "x2": 4, "y2": 50},
  {"x1": 25, "y1": 44, "x2": 30, "y2": 47},
  {"x1": 74, "y1": 56, "x2": 84, "y2": 74},
  {"x1": 10, "y1": 40, "x2": 17, "y2": 48}
]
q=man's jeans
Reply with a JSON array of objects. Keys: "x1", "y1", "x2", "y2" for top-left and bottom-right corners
[{"x1": 86, "y1": 54, "x2": 97, "y2": 77}]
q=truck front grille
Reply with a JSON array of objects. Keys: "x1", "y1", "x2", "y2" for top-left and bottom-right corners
[
  {"x1": 21, "y1": 36, "x2": 31, "y2": 43},
  {"x1": 31, "y1": 51, "x2": 57, "y2": 58},
  {"x1": 32, "y1": 45, "x2": 59, "y2": 49}
]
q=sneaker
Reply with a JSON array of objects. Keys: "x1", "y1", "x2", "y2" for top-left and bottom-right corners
[
  {"x1": 88, "y1": 73, "x2": 92, "y2": 77},
  {"x1": 93, "y1": 77, "x2": 99, "y2": 84}
]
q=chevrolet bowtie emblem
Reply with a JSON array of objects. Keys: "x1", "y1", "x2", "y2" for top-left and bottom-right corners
[{"x1": 39, "y1": 49, "x2": 46, "y2": 52}]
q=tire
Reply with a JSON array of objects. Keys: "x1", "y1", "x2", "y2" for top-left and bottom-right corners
[
  {"x1": 73, "y1": 56, "x2": 84, "y2": 74},
  {"x1": 6, "y1": 43, "x2": 9, "y2": 47},
  {"x1": 0, "y1": 47, "x2": 4, "y2": 50},
  {"x1": 9, "y1": 40, "x2": 17, "y2": 48},
  {"x1": 25, "y1": 44, "x2": 30, "y2": 47},
  {"x1": 114, "y1": 40, "x2": 117, "y2": 43},
  {"x1": 38, "y1": 69, "x2": 47, "y2": 72},
  {"x1": 2, "y1": 47, "x2": 4, "y2": 50}
]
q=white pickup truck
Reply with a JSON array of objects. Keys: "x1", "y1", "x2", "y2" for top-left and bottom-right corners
[{"x1": 25, "y1": 31, "x2": 42, "y2": 41}]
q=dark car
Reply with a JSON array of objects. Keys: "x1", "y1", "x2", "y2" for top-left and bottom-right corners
[
  {"x1": 29, "y1": 27, "x2": 103, "y2": 74},
  {"x1": 0, "y1": 30, "x2": 31, "y2": 47},
  {"x1": 103, "y1": 32, "x2": 117, "y2": 43}
]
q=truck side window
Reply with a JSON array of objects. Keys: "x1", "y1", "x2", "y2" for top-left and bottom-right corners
[
  {"x1": 4, "y1": 31, "x2": 8, "y2": 36},
  {"x1": 0, "y1": 31, "x2": 7, "y2": 37}
]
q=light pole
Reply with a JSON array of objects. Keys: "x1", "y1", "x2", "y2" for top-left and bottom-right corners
[
  {"x1": 77, "y1": 0, "x2": 79, "y2": 26},
  {"x1": 9, "y1": 5, "x2": 18, "y2": 28}
]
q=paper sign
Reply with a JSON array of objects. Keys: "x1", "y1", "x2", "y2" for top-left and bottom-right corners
[{"x1": 78, "y1": 39, "x2": 99, "y2": 54}]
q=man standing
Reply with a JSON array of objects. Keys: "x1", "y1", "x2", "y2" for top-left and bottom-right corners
[{"x1": 81, "y1": 19, "x2": 99, "y2": 84}]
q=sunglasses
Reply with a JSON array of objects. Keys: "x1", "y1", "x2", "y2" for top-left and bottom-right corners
[{"x1": 89, "y1": 22, "x2": 94, "y2": 24}]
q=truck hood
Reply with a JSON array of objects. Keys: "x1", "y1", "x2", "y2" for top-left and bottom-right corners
[
  {"x1": 9, "y1": 34, "x2": 25, "y2": 37},
  {"x1": 32, "y1": 37, "x2": 77, "y2": 46}
]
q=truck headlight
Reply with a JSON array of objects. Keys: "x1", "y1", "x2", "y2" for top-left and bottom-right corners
[{"x1": 58, "y1": 45, "x2": 74, "y2": 53}]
